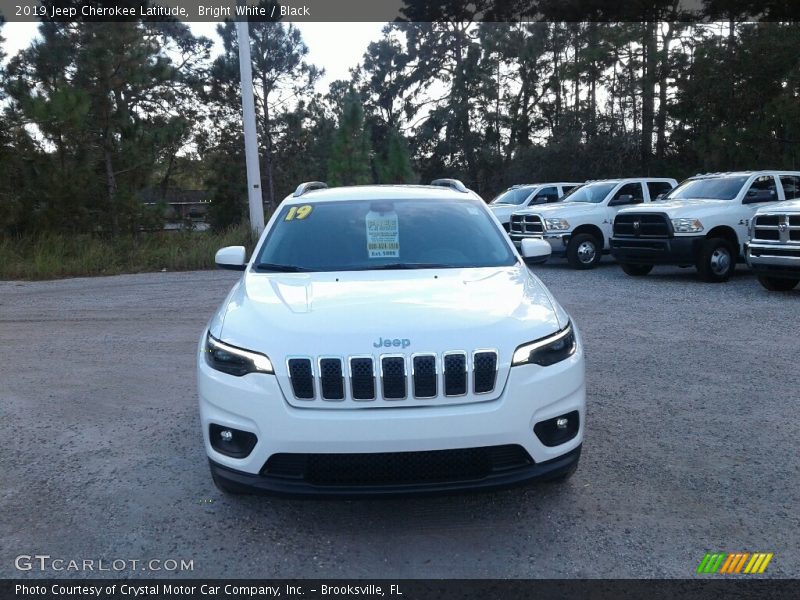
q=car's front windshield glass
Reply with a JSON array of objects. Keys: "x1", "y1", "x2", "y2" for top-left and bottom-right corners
[
  {"x1": 562, "y1": 182, "x2": 616, "y2": 203},
  {"x1": 666, "y1": 176, "x2": 749, "y2": 200},
  {"x1": 489, "y1": 188, "x2": 533, "y2": 205},
  {"x1": 256, "y1": 198, "x2": 517, "y2": 272}
]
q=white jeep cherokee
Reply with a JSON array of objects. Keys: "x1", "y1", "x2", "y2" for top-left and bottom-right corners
[
  {"x1": 197, "y1": 180, "x2": 586, "y2": 496},
  {"x1": 611, "y1": 171, "x2": 799, "y2": 282},
  {"x1": 488, "y1": 182, "x2": 582, "y2": 230},
  {"x1": 747, "y1": 192, "x2": 800, "y2": 291},
  {"x1": 509, "y1": 178, "x2": 677, "y2": 269}
]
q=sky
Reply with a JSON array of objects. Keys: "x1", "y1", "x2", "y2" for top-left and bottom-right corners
[{"x1": 1, "y1": 21, "x2": 387, "y2": 88}]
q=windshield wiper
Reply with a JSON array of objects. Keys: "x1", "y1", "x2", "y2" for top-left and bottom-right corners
[
  {"x1": 254, "y1": 262, "x2": 312, "y2": 272},
  {"x1": 369, "y1": 263, "x2": 451, "y2": 270}
]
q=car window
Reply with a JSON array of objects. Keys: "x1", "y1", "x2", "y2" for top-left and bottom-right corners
[
  {"x1": 647, "y1": 181, "x2": 674, "y2": 200},
  {"x1": 489, "y1": 188, "x2": 533, "y2": 205},
  {"x1": 561, "y1": 185, "x2": 579, "y2": 195},
  {"x1": 779, "y1": 175, "x2": 800, "y2": 200},
  {"x1": 530, "y1": 186, "x2": 559, "y2": 204},
  {"x1": 612, "y1": 182, "x2": 644, "y2": 202},
  {"x1": 746, "y1": 175, "x2": 778, "y2": 200},
  {"x1": 562, "y1": 182, "x2": 617, "y2": 203},
  {"x1": 666, "y1": 176, "x2": 749, "y2": 200},
  {"x1": 257, "y1": 199, "x2": 517, "y2": 272}
]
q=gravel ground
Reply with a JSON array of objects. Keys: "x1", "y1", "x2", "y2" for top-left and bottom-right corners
[{"x1": 1, "y1": 260, "x2": 798, "y2": 579}]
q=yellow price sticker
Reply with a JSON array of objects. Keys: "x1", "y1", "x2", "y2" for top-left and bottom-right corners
[{"x1": 285, "y1": 205, "x2": 313, "y2": 221}]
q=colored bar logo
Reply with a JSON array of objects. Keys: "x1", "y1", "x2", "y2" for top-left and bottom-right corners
[{"x1": 697, "y1": 552, "x2": 773, "y2": 574}]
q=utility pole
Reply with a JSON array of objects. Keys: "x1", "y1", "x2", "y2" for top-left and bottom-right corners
[{"x1": 236, "y1": 0, "x2": 265, "y2": 236}]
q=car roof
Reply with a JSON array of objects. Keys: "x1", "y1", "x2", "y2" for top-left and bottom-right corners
[
  {"x1": 583, "y1": 177, "x2": 675, "y2": 184},
  {"x1": 688, "y1": 170, "x2": 800, "y2": 179},
  {"x1": 283, "y1": 184, "x2": 481, "y2": 204}
]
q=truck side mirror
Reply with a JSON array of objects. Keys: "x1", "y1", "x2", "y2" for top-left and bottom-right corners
[{"x1": 609, "y1": 194, "x2": 637, "y2": 206}]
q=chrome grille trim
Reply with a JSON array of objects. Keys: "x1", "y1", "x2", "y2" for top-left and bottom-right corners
[
  {"x1": 442, "y1": 350, "x2": 469, "y2": 397},
  {"x1": 348, "y1": 355, "x2": 376, "y2": 402},
  {"x1": 379, "y1": 354, "x2": 408, "y2": 400},
  {"x1": 752, "y1": 213, "x2": 800, "y2": 244},
  {"x1": 472, "y1": 349, "x2": 499, "y2": 395},
  {"x1": 410, "y1": 352, "x2": 438, "y2": 399},
  {"x1": 317, "y1": 356, "x2": 345, "y2": 401},
  {"x1": 286, "y1": 356, "x2": 315, "y2": 400}
]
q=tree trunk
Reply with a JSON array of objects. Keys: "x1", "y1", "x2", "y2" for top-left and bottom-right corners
[
  {"x1": 655, "y1": 22, "x2": 674, "y2": 160},
  {"x1": 104, "y1": 145, "x2": 119, "y2": 237},
  {"x1": 640, "y1": 21, "x2": 658, "y2": 171}
]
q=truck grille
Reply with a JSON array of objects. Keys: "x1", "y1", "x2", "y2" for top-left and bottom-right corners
[
  {"x1": 613, "y1": 213, "x2": 671, "y2": 238},
  {"x1": 509, "y1": 214, "x2": 543, "y2": 235},
  {"x1": 262, "y1": 444, "x2": 533, "y2": 487},
  {"x1": 752, "y1": 213, "x2": 800, "y2": 244},
  {"x1": 286, "y1": 350, "x2": 499, "y2": 403}
]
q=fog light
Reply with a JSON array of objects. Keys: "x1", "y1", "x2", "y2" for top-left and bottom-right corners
[
  {"x1": 534, "y1": 411, "x2": 579, "y2": 447},
  {"x1": 209, "y1": 424, "x2": 258, "y2": 458}
]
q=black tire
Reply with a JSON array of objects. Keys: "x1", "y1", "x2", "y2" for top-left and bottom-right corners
[
  {"x1": 566, "y1": 233, "x2": 602, "y2": 270},
  {"x1": 757, "y1": 275, "x2": 800, "y2": 291},
  {"x1": 211, "y1": 469, "x2": 245, "y2": 495},
  {"x1": 620, "y1": 263, "x2": 654, "y2": 277},
  {"x1": 696, "y1": 238, "x2": 736, "y2": 282}
]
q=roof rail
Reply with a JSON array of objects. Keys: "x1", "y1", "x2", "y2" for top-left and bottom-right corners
[
  {"x1": 430, "y1": 178, "x2": 468, "y2": 193},
  {"x1": 293, "y1": 181, "x2": 328, "y2": 197}
]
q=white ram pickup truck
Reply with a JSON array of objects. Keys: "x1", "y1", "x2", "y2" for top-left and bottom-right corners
[
  {"x1": 198, "y1": 179, "x2": 586, "y2": 496},
  {"x1": 747, "y1": 192, "x2": 800, "y2": 291},
  {"x1": 489, "y1": 182, "x2": 582, "y2": 230},
  {"x1": 509, "y1": 178, "x2": 677, "y2": 269},
  {"x1": 611, "y1": 171, "x2": 800, "y2": 282}
]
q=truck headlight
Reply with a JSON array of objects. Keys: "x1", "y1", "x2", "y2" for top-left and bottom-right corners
[
  {"x1": 204, "y1": 332, "x2": 274, "y2": 376},
  {"x1": 511, "y1": 323, "x2": 577, "y2": 367},
  {"x1": 544, "y1": 218, "x2": 571, "y2": 231},
  {"x1": 671, "y1": 218, "x2": 704, "y2": 233}
]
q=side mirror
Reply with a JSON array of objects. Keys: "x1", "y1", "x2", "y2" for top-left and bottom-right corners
[
  {"x1": 655, "y1": 193, "x2": 668, "y2": 200},
  {"x1": 743, "y1": 189, "x2": 776, "y2": 204},
  {"x1": 215, "y1": 246, "x2": 247, "y2": 271},
  {"x1": 520, "y1": 238, "x2": 551, "y2": 265}
]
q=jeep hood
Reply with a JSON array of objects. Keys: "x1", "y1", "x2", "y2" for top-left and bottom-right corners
[{"x1": 210, "y1": 265, "x2": 566, "y2": 359}]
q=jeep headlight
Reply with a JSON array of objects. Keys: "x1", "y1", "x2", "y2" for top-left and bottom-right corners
[
  {"x1": 204, "y1": 332, "x2": 274, "y2": 376},
  {"x1": 544, "y1": 218, "x2": 571, "y2": 231},
  {"x1": 671, "y1": 218, "x2": 704, "y2": 233},
  {"x1": 511, "y1": 323, "x2": 577, "y2": 367}
]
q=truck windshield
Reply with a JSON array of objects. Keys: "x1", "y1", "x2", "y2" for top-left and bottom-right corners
[
  {"x1": 666, "y1": 177, "x2": 749, "y2": 200},
  {"x1": 255, "y1": 198, "x2": 517, "y2": 272},
  {"x1": 562, "y1": 182, "x2": 617, "y2": 203},
  {"x1": 489, "y1": 187, "x2": 533, "y2": 205}
]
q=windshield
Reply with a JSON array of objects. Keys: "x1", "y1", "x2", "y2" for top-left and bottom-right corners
[
  {"x1": 489, "y1": 187, "x2": 534, "y2": 205},
  {"x1": 256, "y1": 199, "x2": 517, "y2": 272},
  {"x1": 562, "y1": 182, "x2": 617, "y2": 203},
  {"x1": 666, "y1": 177, "x2": 749, "y2": 201}
]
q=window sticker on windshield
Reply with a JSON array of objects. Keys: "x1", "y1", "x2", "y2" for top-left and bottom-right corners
[
  {"x1": 284, "y1": 205, "x2": 313, "y2": 221},
  {"x1": 365, "y1": 210, "x2": 400, "y2": 258}
]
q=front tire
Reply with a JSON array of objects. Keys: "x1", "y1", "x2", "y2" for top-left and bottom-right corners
[
  {"x1": 757, "y1": 275, "x2": 799, "y2": 291},
  {"x1": 567, "y1": 233, "x2": 602, "y2": 269},
  {"x1": 620, "y1": 263, "x2": 654, "y2": 277},
  {"x1": 696, "y1": 238, "x2": 736, "y2": 282}
]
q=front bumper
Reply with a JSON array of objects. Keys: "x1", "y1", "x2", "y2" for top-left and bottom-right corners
[
  {"x1": 747, "y1": 244, "x2": 800, "y2": 278},
  {"x1": 510, "y1": 233, "x2": 570, "y2": 257},
  {"x1": 197, "y1": 333, "x2": 586, "y2": 496},
  {"x1": 610, "y1": 235, "x2": 703, "y2": 265}
]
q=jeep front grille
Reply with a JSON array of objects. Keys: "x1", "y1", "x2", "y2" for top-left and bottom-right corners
[
  {"x1": 752, "y1": 213, "x2": 800, "y2": 244},
  {"x1": 286, "y1": 350, "x2": 499, "y2": 403},
  {"x1": 509, "y1": 214, "x2": 543, "y2": 235},
  {"x1": 613, "y1": 213, "x2": 671, "y2": 238}
]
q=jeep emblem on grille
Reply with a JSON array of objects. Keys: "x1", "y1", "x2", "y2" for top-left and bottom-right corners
[{"x1": 373, "y1": 337, "x2": 411, "y2": 349}]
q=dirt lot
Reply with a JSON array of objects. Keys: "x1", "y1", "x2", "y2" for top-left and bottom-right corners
[{"x1": 1, "y1": 261, "x2": 798, "y2": 578}]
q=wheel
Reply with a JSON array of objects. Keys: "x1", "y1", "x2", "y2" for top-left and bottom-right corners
[
  {"x1": 696, "y1": 238, "x2": 736, "y2": 282},
  {"x1": 566, "y1": 233, "x2": 602, "y2": 269},
  {"x1": 620, "y1": 263, "x2": 653, "y2": 277},
  {"x1": 211, "y1": 469, "x2": 245, "y2": 495},
  {"x1": 757, "y1": 275, "x2": 799, "y2": 291}
]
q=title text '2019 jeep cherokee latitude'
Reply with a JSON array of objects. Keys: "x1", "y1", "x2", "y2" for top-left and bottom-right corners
[
  {"x1": 197, "y1": 180, "x2": 585, "y2": 496},
  {"x1": 611, "y1": 171, "x2": 799, "y2": 282}
]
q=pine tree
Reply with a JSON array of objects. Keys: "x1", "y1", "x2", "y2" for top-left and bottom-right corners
[
  {"x1": 376, "y1": 128, "x2": 416, "y2": 184},
  {"x1": 328, "y1": 92, "x2": 372, "y2": 187}
]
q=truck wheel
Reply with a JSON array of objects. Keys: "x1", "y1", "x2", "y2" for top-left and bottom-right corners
[
  {"x1": 696, "y1": 238, "x2": 735, "y2": 282},
  {"x1": 620, "y1": 263, "x2": 653, "y2": 277},
  {"x1": 567, "y1": 234, "x2": 602, "y2": 269},
  {"x1": 757, "y1": 275, "x2": 799, "y2": 291}
]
